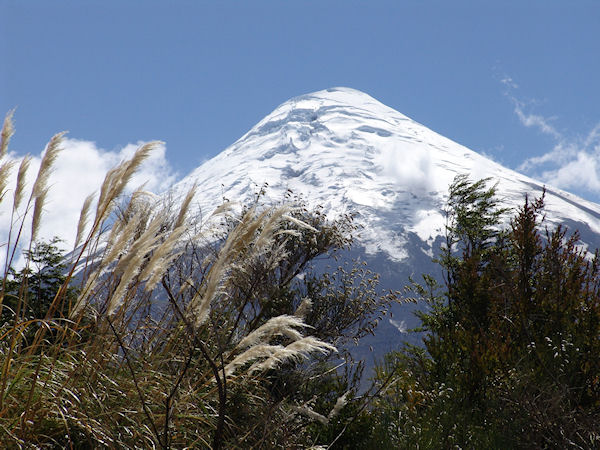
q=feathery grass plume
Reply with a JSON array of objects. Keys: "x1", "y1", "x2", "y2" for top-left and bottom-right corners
[
  {"x1": 236, "y1": 315, "x2": 307, "y2": 349},
  {"x1": 106, "y1": 215, "x2": 167, "y2": 316},
  {"x1": 188, "y1": 258, "x2": 226, "y2": 328},
  {"x1": 261, "y1": 240, "x2": 290, "y2": 273},
  {"x1": 186, "y1": 208, "x2": 267, "y2": 327},
  {"x1": 31, "y1": 132, "x2": 65, "y2": 199},
  {"x1": 282, "y1": 213, "x2": 319, "y2": 233},
  {"x1": 210, "y1": 200, "x2": 235, "y2": 217},
  {"x1": 252, "y1": 206, "x2": 290, "y2": 250},
  {"x1": 224, "y1": 344, "x2": 284, "y2": 377},
  {"x1": 294, "y1": 297, "x2": 312, "y2": 319},
  {"x1": 140, "y1": 227, "x2": 186, "y2": 292},
  {"x1": 71, "y1": 205, "x2": 151, "y2": 317},
  {"x1": 0, "y1": 160, "x2": 16, "y2": 203},
  {"x1": 174, "y1": 184, "x2": 196, "y2": 229},
  {"x1": 121, "y1": 189, "x2": 157, "y2": 223},
  {"x1": 13, "y1": 155, "x2": 32, "y2": 210},
  {"x1": 99, "y1": 187, "x2": 153, "y2": 250},
  {"x1": 291, "y1": 392, "x2": 348, "y2": 426},
  {"x1": 185, "y1": 212, "x2": 253, "y2": 327},
  {"x1": 31, "y1": 187, "x2": 48, "y2": 242},
  {"x1": 327, "y1": 391, "x2": 349, "y2": 420},
  {"x1": 187, "y1": 205, "x2": 305, "y2": 328},
  {"x1": 115, "y1": 189, "x2": 156, "y2": 228},
  {"x1": 94, "y1": 164, "x2": 123, "y2": 225},
  {"x1": 119, "y1": 142, "x2": 158, "y2": 187},
  {"x1": 74, "y1": 207, "x2": 144, "y2": 309},
  {"x1": 103, "y1": 204, "x2": 167, "y2": 314},
  {"x1": 249, "y1": 337, "x2": 336, "y2": 374},
  {"x1": 112, "y1": 210, "x2": 166, "y2": 278},
  {"x1": 73, "y1": 193, "x2": 95, "y2": 250},
  {"x1": 135, "y1": 185, "x2": 197, "y2": 291},
  {"x1": 93, "y1": 142, "x2": 161, "y2": 226},
  {"x1": 0, "y1": 109, "x2": 15, "y2": 159},
  {"x1": 228, "y1": 208, "x2": 270, "y2": 254},
  {"x1": 292, "y1": 404, "x2": 329, "y2": 425},
  {"x1": 71, "y1": 151, "x2": 161, "y2": 317},
  {"x1": 102, "y1": 207, "x2": 146, "y2": 265},
  {"x1": 275, "y1": 229, "x2": 302, "y2": 238},
  {"x1": 213, "y1": 207, "x2": 263, "y2": 262},
  {"x1": 129, "y1": 189, "x2": 157, "y2": 202}
]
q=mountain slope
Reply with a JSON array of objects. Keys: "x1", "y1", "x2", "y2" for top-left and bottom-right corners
[
  {"x1": 169, "y1": 87, "x2": 600, "y2": 356},
  {"x1": 173, "y1": 87, "x2": 600, "y2": 261}
]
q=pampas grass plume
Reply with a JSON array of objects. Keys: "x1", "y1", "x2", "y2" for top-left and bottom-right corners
[
  {"x1": 13, "y1": 155, "x2": 32, "y2": 210},
  {"x1": 32, "y1": 132, "x2": 65, "y2": 199},
  {"x1": 174, "y1": 184, "x2": 196, "y2": 229},
  {"x1": 327, "y1": 391, "x2": 349, "y2": 420},
  {"x1": 0, "y1": 160, "x2": 16, "y2": 203},
  {"x1": 141, "y1": 227, "x2": 186, "y2": 292},
  {"x1": 292, "y1": 404, "x2": 329, "y2": 425},
  {"x1": 249, "y1": 337, "x2": 336, "y2": 374},
  {"x1": 31, "y1": 187, "x2": 48, "y2": 241},
  {"x1": 282, "y1": 214, "x2": 319, "y2": 233},
  {"x1": 94, "y1": 142, "x2": 161, "y2": 226},
  {"x1": 0, "y1": 109, "x2": 15, "y2": 159},
  {"x1": 294, "y1": 297, "x2": 312, "y2": 319},
  {"x1": 74, "y1": 193, "x2": 94, "y2": 250},
  {"x1": 224, "y1": 344, "x2": 284, "y2": 377},
  {"x1": 236, "y1": 315, "x2": 307, "y2": 349}
]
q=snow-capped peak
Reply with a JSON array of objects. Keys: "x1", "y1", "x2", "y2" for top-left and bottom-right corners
[{"x1": 172, "y1": 88, "x2": 600, "y2": 261}]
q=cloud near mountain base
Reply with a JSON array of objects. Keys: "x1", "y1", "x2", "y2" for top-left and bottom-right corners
[{"x1": 0, "y1": 138, "x2": 177, "y2": 262}]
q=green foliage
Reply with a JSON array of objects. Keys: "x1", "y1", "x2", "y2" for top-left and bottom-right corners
[
  {"x1": 373, "y1": 176, "x2": 600, "y2": 448},
  {"x1": 2, "y1": 238, "x2": 76, "y2": 325}
]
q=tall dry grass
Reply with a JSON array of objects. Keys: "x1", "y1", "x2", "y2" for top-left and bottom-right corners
[{"x1": 0, "y1": 112, "x2": 347, "y2": 448}]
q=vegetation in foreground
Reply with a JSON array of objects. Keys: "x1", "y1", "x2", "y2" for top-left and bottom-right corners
[
  {"x1": 368, "y1": 176, "x2": 600, "y2": 448},
  {"x1": 1, "y1": 112, "x2": 599, "y2": 448},
  {"x1": 0, "y1": 112, "x2": 393, "y2": 448}
]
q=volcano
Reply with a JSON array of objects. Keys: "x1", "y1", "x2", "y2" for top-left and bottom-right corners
[{"x1": 168, "y1": 87, "x2": 600, "y2": 357}]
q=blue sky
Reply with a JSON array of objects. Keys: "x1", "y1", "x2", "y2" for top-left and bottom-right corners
[{"x1": 1, "y1": 0, "x2": 599, "y2": 242}]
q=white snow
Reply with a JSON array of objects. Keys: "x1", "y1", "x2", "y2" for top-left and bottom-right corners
[{"x1": 169, "y1": 87, "x2": 600, "y2": 261}]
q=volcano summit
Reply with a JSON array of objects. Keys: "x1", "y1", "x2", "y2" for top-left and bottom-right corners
[
  {"x1": 173, "y1": 87, "x2": 600, "y2": 261},
  {"x1": 169, "y1": 87, "x2": 600, "y2": 354}
]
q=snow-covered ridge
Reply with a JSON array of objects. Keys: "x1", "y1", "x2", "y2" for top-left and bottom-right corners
[{"x1": 171, "y1": 87, "x2": 600, "y2": 261}]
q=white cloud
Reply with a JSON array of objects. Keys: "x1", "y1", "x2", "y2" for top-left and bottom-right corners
[
  {"x1": 517, "y1": 123, "x2": 600, "y2": 194},
  {"x1": 539, "y1": 150, "x2": 600, "y2": 193},
  {"x1": 503, "y1": 79, "x2": 600, "y2": 196},
  {"x1": 500, "y1": 76, "x2": 519, "y2": 90},
  {"x1": 502, "y1": 78, "x2": 562, "y2": 140},
  {"x1": 512, "y1": 101, "x2": 562, "y2": 140},
  {"x1": 0, "y1": 138, "x2": 177, "y2": 264}
]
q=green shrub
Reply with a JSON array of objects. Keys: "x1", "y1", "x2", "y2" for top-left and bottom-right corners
[{"x1": 372, "y1": 176, "x2": 600, "y2": 448}]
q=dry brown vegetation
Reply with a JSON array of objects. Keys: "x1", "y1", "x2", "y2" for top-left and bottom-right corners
[{"x1": 0, "y1": 112, "x2": 393, "y2": 448}]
